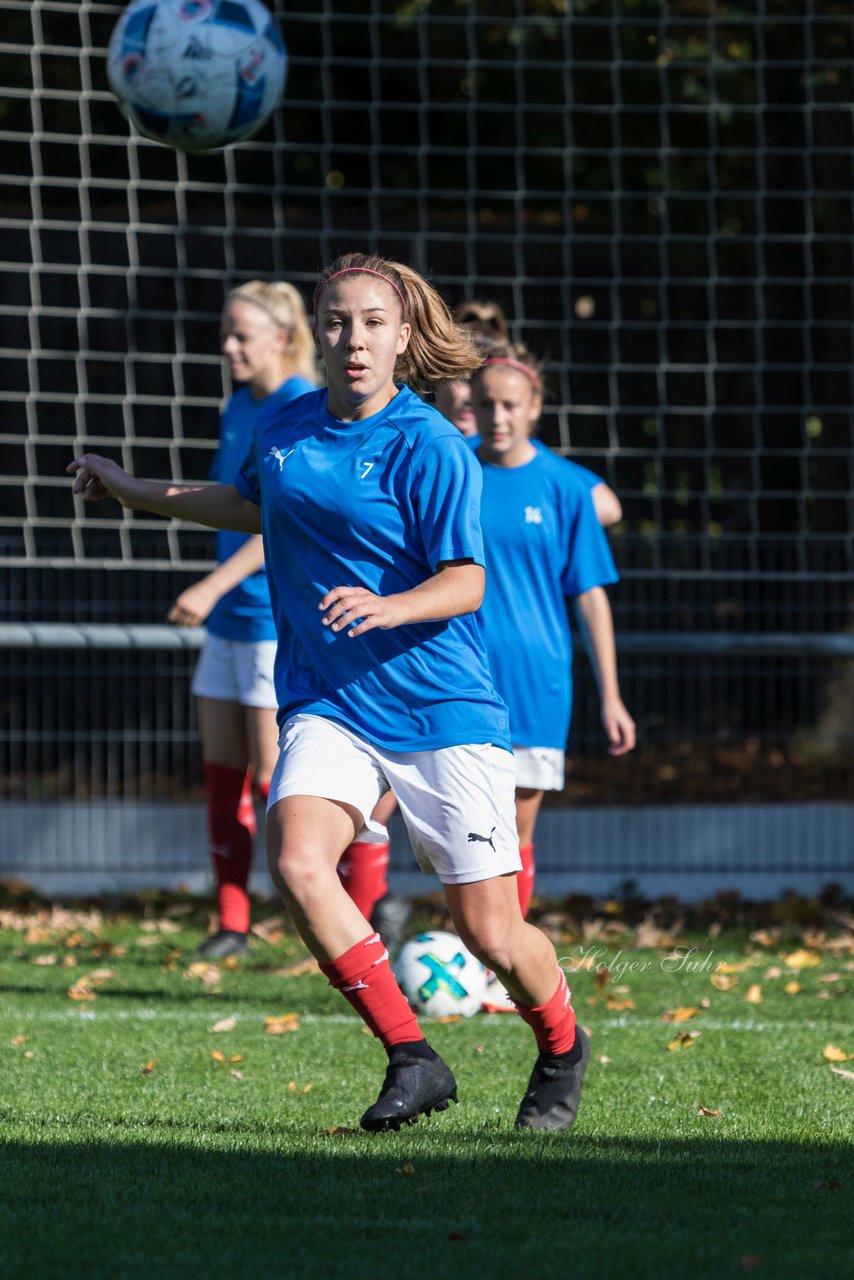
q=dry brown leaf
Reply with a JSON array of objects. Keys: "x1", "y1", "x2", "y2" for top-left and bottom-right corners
[
  {"x1": 716, "y1": 960, "x2": 748, "y2": 974},
  {"x1": 270, "y1": 958, "x2": 320, "y2": 978},
  {"x1": 32, "y1": 954, "x2": 58, "y2": 966},
  {"x1": 430, "y1": 1014, "x2": 462, "y2": 1024},
  {"x1": 230, "y1": 1069, "x2": 244, "y2": 1079},
  {"x1": 211, "y1": 1016, "x2": 237, "y2": 1033},
  {"x1": 783, "y1": 981, "x2": 800, "y2": 995},
  {"x1": 598, "y1": 1054, "x2": 610, "y2": 1064},
  {"x1": 23, "y1": 1051, "x2": 34, "y2": 1059},
  {"x1": 764, "y1": 966, "x2": 783, "y2": 980},
  {"x1": 10, "y1": 1035, "x2": 27, "y2": 1045},
  {"x1": 711, "y1": 973, "x2": 738, "y2": 991},
  {"x1": 783, "y1": 949, "x2": 821, "y2": 969},
  {"x1": 829, "y1": 1066, "x2": 854, "y2": 1082},
  {"x1": 822, "y1": 1044, "x2": 853, "y2": 1063},
  {"x1": 62, "y1": 955, "x2": 77, "y2": 968},
  {"x1": 288, "y1": 1080, "x2": 313, "y2": 1093},
  {"x1": 667, "y1": 1031, "x2": 700, "y2": 1052},
  {"x1": 660, "y1": 1007, "x2": 698, "y2": 1023},
  {"x1": 211, "y1": 1049, "x2": 227, "y2": 1062},
  {"x1": 141, "y1": 1059, "x2": 157, "y2": 1076},
  {"x1": 250, "y1": 914, "x2": 288, "y2": 941},
  {"x1": 184, "y1": 961, "x2": 221, "y2": 984},
  {"x1": 819, "y1": 973, "x2": 842, "y2": 984},
  {"x1": 137, "y1": 935, "x2": 159, "y2": 948},
  {"x1": 85, "y1": 968, "x2": 115, "y2": 986},
  {"x1": 594, "y1": 967, "x2": 612, "y2": 991},
  {"x1": 325, "y1": 1126, "x2": 358, "y2": 1136},
  {"x1": 264, "y1": 1012, "x2": 300, "y2": 1034},
  {"x1": 604, "y1": 997, "x2": 635, "y2": 1011},
  {"x1": 397, "y1": 1160, "x2": 416, "y2": 1175},
  {"x1": 67, "y1": 983, "x2": 96, "y2": 1001},
  {"x1": 697, "y1": 1105, "x2": 722, "y2": 1117},
  {"x1": 745, "y1": 984, "x2": 762, "y2": 1004}
]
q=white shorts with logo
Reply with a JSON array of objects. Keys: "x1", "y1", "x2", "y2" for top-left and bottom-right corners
[
  {"x1": 191, "y1": 634, "x2": 278, "y2": 710},
  {"x1": 269, "y1": 713, "x2": 522, "y2": 886},
  {"x1": 513, "y1": 745, "x2": 566, "y2": 792}
]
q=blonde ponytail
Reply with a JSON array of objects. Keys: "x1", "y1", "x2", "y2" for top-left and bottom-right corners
[
  {"x1": 227, "y1": 279, "x2": 318, "y2": 384},
  {"x1": 313, "y1": 253, "x2": 483, "y2": 390}
]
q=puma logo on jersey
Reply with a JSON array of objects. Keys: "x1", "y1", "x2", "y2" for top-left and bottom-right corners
[
  {"x1": 268, "y1": 446, "x2": 295, "y2": 470},
  {"x1": 467, "y1": 826, "x2": 497, "y2": 852},
  {"x1": 525, "y1": 506, "x2": 543, "y2": 524}
]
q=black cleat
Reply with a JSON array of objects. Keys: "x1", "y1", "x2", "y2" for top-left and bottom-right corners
[
  {"x1": 515, "y1": 1026, "x2": 590, "y2": 1132},
  {"x1": 369, "y1": 893, "x2": 412, "y2": 955},
  {"x1": 360, "y1": 1050, "x2": 458, "y2": 1133},
  {"x1": 195, "y1": 929, "x2": 249, "y2": 959}
]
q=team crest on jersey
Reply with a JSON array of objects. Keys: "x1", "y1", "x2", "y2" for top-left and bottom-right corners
[{"x1": 524, "y1": 506, "x2": 543, "y2": 524}]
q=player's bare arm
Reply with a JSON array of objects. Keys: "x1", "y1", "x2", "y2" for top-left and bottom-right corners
[
  {"x1": 67, "y1": 454, "x2": 261, "y2": 533},
  {"x1": 167, "y1": 535, "x2": 266, "y2": 627},
  {"x1": 319, "y1": 559, "x2": 484, "y2": 638},
  {"x1": 573, "y1": 585, "x2": 636, "y2": 757}
]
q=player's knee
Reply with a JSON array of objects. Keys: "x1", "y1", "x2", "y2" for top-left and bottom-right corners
[
  {"x1": 267, "y1": 845, "x2": 323, "y2": 904},
  {"x1": 456, "y1": 919, "x2": 515, "y2": 975}
]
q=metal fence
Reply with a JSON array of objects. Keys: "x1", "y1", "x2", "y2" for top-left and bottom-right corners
[{"x1": 0, "y1": 1, "x2": 852, "y2": 882}]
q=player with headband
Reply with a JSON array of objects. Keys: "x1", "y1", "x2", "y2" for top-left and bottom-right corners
[
  {"x1": 68, "y1": 252, "x2": 592, "y2": 1134},
  {"x1": 471, "y1": 341, "x2": 636, "y2": 925}
]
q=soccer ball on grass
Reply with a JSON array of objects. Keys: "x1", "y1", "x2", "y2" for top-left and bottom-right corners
[
  {"x1": 394, "y1": 930, "x2": 488, "y2": 1019},
  {"x1": 107, "y1": 0, "x2": 286, "y2": 153}
]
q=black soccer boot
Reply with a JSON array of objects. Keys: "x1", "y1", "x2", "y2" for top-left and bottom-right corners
[
  {"x1": 515, "y1": 1026, "x2": 590, "y2": 1131},
  {"x1": 195, "y1": 928, "x2": 249, "y2": 959},
  {"x1": 360, "y1": 1048, "x2": 458, "y2": 1132}
]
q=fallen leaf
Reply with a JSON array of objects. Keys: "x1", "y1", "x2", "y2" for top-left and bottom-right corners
[
  {"x1": 141, "y1": 1059, "x2": 157, "y2": 1076},
  {"x1": 814, "y1": 1179, "x2": 839, "y2": 1190},
  {"x1": 783, "y1": 949, "x2": 821, "y2": 970},
  {"x1": 222, "y1": 956, "x2": 241, "y2": 971},
  {"x1": 211, "y1": 1016, "x2": 237, "y2": 1033},
  {"x1": 829, "y1": 1066, "x2": 854, "y2": 1081},
  {"x1": 744, "y1": 984, "x2": 762, "y2": 1004},
  {"x1": 10, "y1": 1035, "x2": 27, "y2": 1045},
  {"x1": 604, "y1": 997, "x2": 635, "y2": 1011},
  {"x1": 711, "y1": 973, "x2": 738, "y2": 990},
  {"x1": 783, "y1": 981, "x2": 800, "y2": 994},
  {"x1": 822, "y1": 1044, "x2": 853, "y2": 1063},
  {"x1": 397, "y1": 1160, "x2": 416, "y2": 1175},
  {"x1": 24, "y1": 1051, "x2": 34, "y2": 1059},
  {"x1": 598, "y1": 1054, "x2": 610, "y2": 1064},
  {"x1": 184, "y1": 961, "x2": 221, "y2": 984},
  {"x1": 697, "y1": 1105, "x2": 722, "y2": 1117},
  {"x1": 660, "y1": 1007, "x2": 698, "y2": 1023},
  {"x1": 764, "y1": 966, "x2": 783, "y2": 979},
  {"x1": 473, "y1": 1043, "x2": 485, "y2": 1053},
  {"x1": 716, "y1": 960, "x2": 749, "y2": 974},
  {"x1": 85, "y1": 968, "x2": 115, "y2": 986},
  {"x1": 230, "y1": 1069, "x2": 244, "y2": 1079},
  {"x1": 137, "y1": 935, "x2": 159, "y2": 948},
  {"x1": 819, "y1": 973, "x2": 842, "y2": 984},
  {"x1": 211, "y1": 1049, "x2": 227, "y2": 1062},
  {"x1": 264, "y1": 1012, "x2": 300, "y2": 1034},
  {"x1": 32, "y1": 954, "x2": 58, "y2": 966},
  {"x1": 667, "y1": 1031, "x2": 700, "y2": 1052},
  {"x1": 325, "y1": 1126, "x2": 358, "y2": 1136},
  {"x1": 270, "y1": 958, "x2": 320, "y2": 978},
  {"x1": 288, "y1": 1080, "x2": 313, "y2": 1093},
  {"x1": 594, "y1": 967, "x2": 612, "y2": 991},
  {"x1": 430, "y1": 1015, "x2": 462, "y2": 1024},
  {"x1": 67, "y1": 983, "x2": 96, "y2": 1001}
]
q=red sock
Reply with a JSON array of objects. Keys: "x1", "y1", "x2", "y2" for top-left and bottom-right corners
[
  {"x1": 203, "y1": 762, "x2": 255, "y2": 934},
  {"x1": 515, "y1": 969, "x2": 577, "y2": 1056},
  {"x1": 338, "y1": 840, "x2": 390, "y2": 919},
  {"x1": 253, "y1": 778, "x2": 270, "y2": 806},
  {"x1": 517, "y1": 842, "x2": 535, "y2": 918},
  {"x1": 320, "y1": 932, "x2": 424, "y2": 1049}
]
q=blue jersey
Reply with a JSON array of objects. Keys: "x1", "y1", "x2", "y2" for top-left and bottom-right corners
[
  {"x1": 206, "y1": 377, "x2": 315, "y2": 642},
  {"x1": 466, "y1": 433, "x2": 607, "y2": 495},
  {"x1": 235, "y1": 386, "x2": 511, "y2": 753},
  {"x1": 476, "y1": 447, "x2": 619, "y2": 750}
]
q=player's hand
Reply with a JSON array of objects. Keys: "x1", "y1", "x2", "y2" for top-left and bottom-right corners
[
  {"x1": 319, "y1": 586, "x2": 408, "y2": 637},
  {"x1": 167, "y1": 581, "x2": 219, "y2": 627},
  {"x1": 67, "y1": 454, "x2": 137, "y2": 508},
  {"x1": 601, "y1": 696, "x2": 636, "y2": 756}
]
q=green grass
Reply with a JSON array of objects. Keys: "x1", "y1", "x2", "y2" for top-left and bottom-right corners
[{"x1": 1, "y1": 893, "x2": 852, "y2": 1279}]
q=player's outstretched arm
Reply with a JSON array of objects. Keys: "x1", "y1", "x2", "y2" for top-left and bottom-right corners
[
  {"x1": 319, "y1": 560, "x2": 484, "y2": 638},
  {"x1": 573, "y1": 585, "x2": 636, "y2": 756},
  {"x1": 67, "y1": 453, "x2": 261, "y2": 534}
]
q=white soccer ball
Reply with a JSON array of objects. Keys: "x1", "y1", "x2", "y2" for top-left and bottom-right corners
[
  {"x1": 107, "y1": 0, "x2": 287, "y2": 153},
  {"x1": 394, "y1": 930, "x2": 488, "y2": 1019}
]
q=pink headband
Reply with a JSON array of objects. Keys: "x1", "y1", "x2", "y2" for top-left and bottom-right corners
[
  {"x1": 314, "y1": 267, "x2": 407, "y2": 316},
  {"x1": 481, "y1": 356, "x2": 542, "y2": 391}
]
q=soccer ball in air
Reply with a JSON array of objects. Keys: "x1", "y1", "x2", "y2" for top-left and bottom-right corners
[
  {"x1": 394, "y1": 931, "x2": 488, "y2": 1019},
  {"x1": 106, "y1": 0, "x2": 286, "y2": 153}
]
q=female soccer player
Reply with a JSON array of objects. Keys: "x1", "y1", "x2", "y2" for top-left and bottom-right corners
[
  {"x1": 167, "y1": 280, "x2": 316, "y2": 958},
  {"x1": 68, "y1": 253, "x2": 590, "y2": 1134},
  {"x1": 432, "y1": 299, "x2": 510, "y2": 438},
  {"x1": 471, "y1": 343, "x2": 636, "y2": 919}
]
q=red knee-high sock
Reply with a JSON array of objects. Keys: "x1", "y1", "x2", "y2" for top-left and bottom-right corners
[
  {"x1": 338, "y1": 841, "x2": 390, "y2": 919},
  {"x1": 203, "y1": 762, "x2": 255, "y2": 934},
  {"x1": 515, "y1": 969, "x2": 577, "y2": 1057},
  {"x1": 320, "y1": 932, "x2": 424, "y2": 1049},
  {"x1": 517, "y1": 842, "x2": 535, "y2": 918}
]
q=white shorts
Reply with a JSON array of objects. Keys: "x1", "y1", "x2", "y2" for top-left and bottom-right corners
[
  {"x1": 269, "y1": 713, "x2": 521, "y2": 886},
  {"x1": 191, "y1": 634, "x2": 278, "y2": 709},
  {"x1": 513, "y1": 745, "x2": 566, "y2": 792}
]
